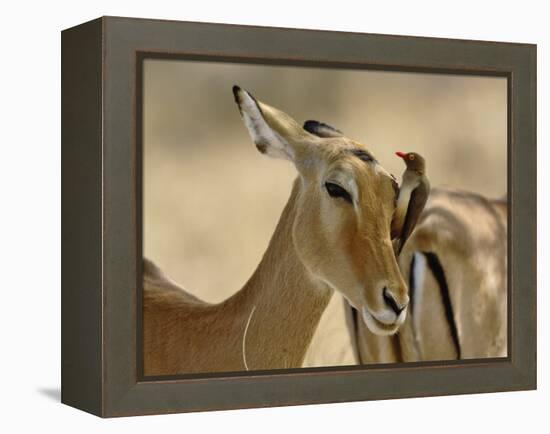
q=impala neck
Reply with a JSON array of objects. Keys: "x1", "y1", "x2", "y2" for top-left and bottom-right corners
[{"x1": 230, "y1": 179, "x2": 333, "y2": 370}]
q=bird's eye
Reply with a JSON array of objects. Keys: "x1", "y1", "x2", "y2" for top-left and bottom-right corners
[
  {"x1": 409, "y1": 154, "x2": 415, "y2": 160},
  {"x1": 325, "y1": 182, "x2": 352, "y2": 204}
]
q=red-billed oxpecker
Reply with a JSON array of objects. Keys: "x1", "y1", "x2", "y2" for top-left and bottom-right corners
[{"x1": 391, "y1": 152, "x2": 430, "y2": 256}]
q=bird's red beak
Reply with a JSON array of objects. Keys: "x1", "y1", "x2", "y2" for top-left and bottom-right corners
[{"x1": 395, "y1": 151, "x2": 407, "y2": 159}]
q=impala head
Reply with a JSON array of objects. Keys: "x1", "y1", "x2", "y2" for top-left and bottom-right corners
[{"x1": 233, "y1": 86, "x2": 408, "y2": 335}]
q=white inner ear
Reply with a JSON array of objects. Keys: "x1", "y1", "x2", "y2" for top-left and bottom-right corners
[{"x1": 239, "y1": 92, "x2": 294, "y2": 161}]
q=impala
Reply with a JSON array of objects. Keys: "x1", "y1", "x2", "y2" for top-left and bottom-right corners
[
  {"x1": 345, "y1": 188, "x2": 508, "y2": 363},
  {"x1": 143, "y1": 86, "x2": 408, "y2": 375}
]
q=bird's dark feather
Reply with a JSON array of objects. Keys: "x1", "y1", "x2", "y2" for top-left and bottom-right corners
[{"x1": 397, "y1": 180, "x2": 430, "y2": 255}]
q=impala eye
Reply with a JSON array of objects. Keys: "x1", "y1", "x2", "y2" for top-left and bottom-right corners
[{"x1": 325, "y1": 182, "x2": 352, "y2": 204}]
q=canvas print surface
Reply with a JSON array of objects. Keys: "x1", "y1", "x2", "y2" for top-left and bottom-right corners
[{"x1": 141, "y1": 59, "x2": 507, "y2": 376}]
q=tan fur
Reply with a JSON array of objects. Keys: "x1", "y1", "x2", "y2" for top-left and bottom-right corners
[
  {"x1": 350, "y1": 188, "x2": 508, "y2": 363},
  {"x1": 143, "y1": 90, "x2": 406, "y2": 375}
]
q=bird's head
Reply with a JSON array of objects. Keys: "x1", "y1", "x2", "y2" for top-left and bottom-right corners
[{"x1": 395, "y1": 151, "x2": 426, "y2": 174}]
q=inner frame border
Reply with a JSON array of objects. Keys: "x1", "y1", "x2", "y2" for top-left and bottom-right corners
[{"x1": 135, "y1": 52, "x2": 512, "y2": 382}]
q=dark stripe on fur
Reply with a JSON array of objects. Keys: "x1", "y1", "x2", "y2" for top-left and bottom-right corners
[
  {"x1": 303, "y1": 120, "x2": 343, "y2": 136},
  {"x1": 351, "y1": 306, "x2": 359, "y2": 337},
  {"x1": 423, "y1": 251, "x2": 462, "y2": 359},
  {"x1": 408, "y1": 253, "x2": 417, "y2": 316},
  {"x1": 391, "y1": 333, "x2": 403, "y2": 362}
]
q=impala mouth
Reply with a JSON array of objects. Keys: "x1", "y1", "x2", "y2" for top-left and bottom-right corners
[{"x1": 361, "y1": 306, "x2": 404, "y2": 336}]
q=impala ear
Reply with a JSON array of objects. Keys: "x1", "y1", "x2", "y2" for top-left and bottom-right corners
[
  {"x1": 303, "y1": 120, "x2": 344, "y2": 138},
  {"x1": 233, "y1": 85, "x2": 314, "y2": 162},
  {"x1": 390, "y1": 175, "x2": 402, "y2": 241}
]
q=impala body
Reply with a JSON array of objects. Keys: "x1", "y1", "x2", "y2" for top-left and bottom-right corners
[
  {"x1": 346, "y1": 188, "x2": 508, "y2": 363},
  {"x1": 143, "y1": 87, "x2": 408, "y2": 375}
]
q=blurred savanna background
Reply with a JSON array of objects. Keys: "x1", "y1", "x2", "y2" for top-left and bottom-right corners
[{"x1": 143, "y1": 58, "x2": 506, "y2": 314}]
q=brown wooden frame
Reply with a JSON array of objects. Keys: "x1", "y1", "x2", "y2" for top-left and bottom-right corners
[{"x1": 61, "y1": 16, "x2": 537, "y2": 417}]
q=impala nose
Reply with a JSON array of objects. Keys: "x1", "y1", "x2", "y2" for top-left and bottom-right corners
[{"x1": 383, "y1": 287, "x2": 408, "y2": 315}]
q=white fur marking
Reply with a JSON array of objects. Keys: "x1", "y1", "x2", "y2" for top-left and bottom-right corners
[
  {"x1": 242, "y1": 305, "x2": 257, "y2": 371},
  {"x1": 361, "y1": 306, "x2": 398, "y2": 336},
  {"x1": 239, "y1": 92, "x2": 293, "y2": 160},
  {"x1": 412, "y1": 252, "x2": 427, "y2": 327}
]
